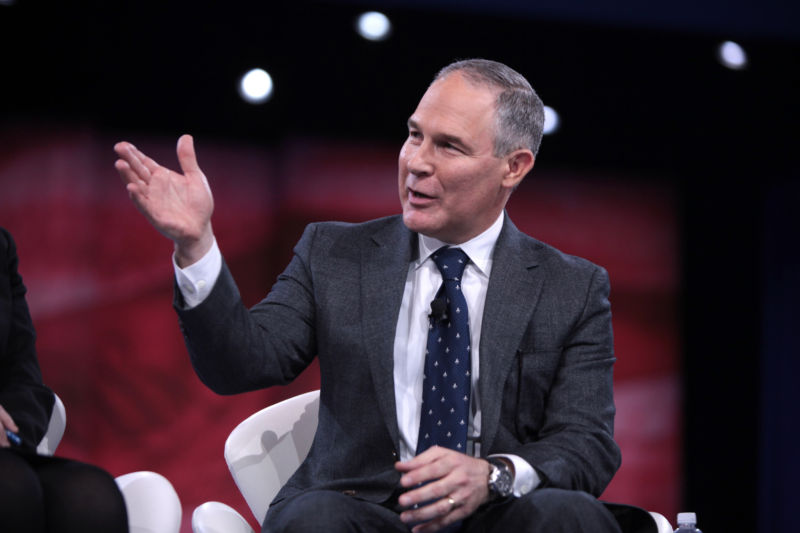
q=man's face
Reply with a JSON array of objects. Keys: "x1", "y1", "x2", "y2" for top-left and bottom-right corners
[{"x1": 398, "y1": 72, "x2": 512, "y2": 244}]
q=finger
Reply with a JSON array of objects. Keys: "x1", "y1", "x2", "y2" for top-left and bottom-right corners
[
  {"x1": 399, "y1": 479, "x2": 451, "y2": 509},
  {"x1": 115, "y1": 159, "x2": 145, "y2": 187},
  {"x1": 396, "y1": 445, "x2": 448, "y2": 475},
  {"x1": 122, "y1": 141, "x2": 170, "y2": 179},
  {"x1": 400, "y1": 465, "x2": 446, "y2": 489},
  {"x1": 398, "y1": 450, "x2": 454, "y2": 488},
  {"x1": 411, "y1": 495, "x2": 473, "y2": 533},
  {"x1": 113, "y1": 141, "x2": 135, "y2": 158},
  {"x1": 126, "y1": 183, "x2": 151, "y2": 215},
  {"x1": 114, "y1": 142, "x2": 148, "y2": 171},
  {"x1": 116, "y1": 144, "x2": 156, "y2": 185},
  {"x1": 401, "y1": 493, "x2": 461, "y2": 527},
  {"x1": 176, "y1": 134, "x2": 201, "y2": 175},
  {"x1": 0, "y1": 405, "x2": 17, "y2": 432}
]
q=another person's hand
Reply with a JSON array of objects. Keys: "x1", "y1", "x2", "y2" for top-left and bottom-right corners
[
  {"x1": 395, "y1": 446, "x2": 491, "y2": 532},
  {"x1": 114, "y1": 134, "x2": 215, "y2": 267},
  {"x1": 0, "y1": 404, "x2": 19, "y2": 448}
]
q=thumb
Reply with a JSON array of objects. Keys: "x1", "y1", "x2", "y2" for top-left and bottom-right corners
[{"x1": 176, "y1": 134, "x2": 202, "y2": 175}]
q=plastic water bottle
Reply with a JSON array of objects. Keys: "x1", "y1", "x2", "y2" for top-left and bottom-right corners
[{"x1": 674, "y1": 512, "x2": 702, "y2": 533}]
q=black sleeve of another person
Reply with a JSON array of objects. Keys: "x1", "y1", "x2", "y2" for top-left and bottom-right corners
[{"x1": 0, "y1": 228, "x2": 54, "y2": 450}]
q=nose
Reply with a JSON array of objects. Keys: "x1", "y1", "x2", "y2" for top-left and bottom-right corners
[{"x1": 405, "y1": 142, "x2": 434, "y2": 177}]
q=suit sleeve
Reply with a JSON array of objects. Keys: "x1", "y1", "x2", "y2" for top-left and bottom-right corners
[
  {"x1": 0, "y1": 228, "x2": 55, "y2": 450},
  {"x1": 506, "y1": 264, "x2": 620, "y2": 496},
  {"x1": 175, "y1": 224, "x2": 320, "y2": 395}
]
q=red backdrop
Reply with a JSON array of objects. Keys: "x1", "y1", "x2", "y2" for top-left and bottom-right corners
[{"x1": 0, "y1": 125, "x2": 680, "y2": 531}]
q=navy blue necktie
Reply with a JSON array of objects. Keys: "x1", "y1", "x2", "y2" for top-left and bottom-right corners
[{"x1": 416, "y1": 247, "x2": 471, "y2": 455}]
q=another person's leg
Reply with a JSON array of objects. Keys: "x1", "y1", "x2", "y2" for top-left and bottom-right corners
[
  {"x1": 464, "y1": 488, "x2": 622, "y2": 533},
  {"x1": 0, "y1": 450, "x2": 46, "y2": 532},
  {"x1": 35, "y1": 457, "x2": 128, "y2": 533},
  {"x1": 265, "y1": 490, "x2": 410, "y2": 533}
]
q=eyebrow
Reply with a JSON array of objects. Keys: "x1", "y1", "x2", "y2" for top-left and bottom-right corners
[{"x1": 407, "y1": 118, "x2": 472, "y2": 153}]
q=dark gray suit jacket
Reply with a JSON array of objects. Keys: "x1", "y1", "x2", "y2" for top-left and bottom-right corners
[{"x1": 176, "y1": 213, "x2": 620, "y2": 507}]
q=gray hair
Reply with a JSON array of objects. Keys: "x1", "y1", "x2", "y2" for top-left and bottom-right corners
[{"x1": 435, "y1": 59, "x2": 545, "y2": 157}]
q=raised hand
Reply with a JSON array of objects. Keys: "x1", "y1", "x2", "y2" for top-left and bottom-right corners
[
  {"x1": 395, "y1": 446, "x2": 491, "y2": 532},
  {"x1": 114, "y1": 134, "x2": 215, "y2": 267}
]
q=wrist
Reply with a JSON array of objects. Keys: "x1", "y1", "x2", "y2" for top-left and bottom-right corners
[
  {"x1": 487, "y1": 457, "x2": 514, "y2": 500},
  {"x1": 174, "y1": 227, "x2": 214, "y2": 268}
]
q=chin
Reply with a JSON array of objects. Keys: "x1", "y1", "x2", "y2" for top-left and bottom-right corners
[{"x1": 402, "y1": 211, "x2": 436, "y2": 236}]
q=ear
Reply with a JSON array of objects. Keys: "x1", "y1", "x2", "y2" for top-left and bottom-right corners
[{"x1": 501, "y1": 149, "x2": 535, "y2": 189}]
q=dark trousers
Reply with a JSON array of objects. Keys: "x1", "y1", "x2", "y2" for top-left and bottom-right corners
[
  {"x1": 264, "y1": 488, "x2": 630, "y2": 533},
  {"x1": 0, "y1": 449, "x2": 128, "y2": 533}
]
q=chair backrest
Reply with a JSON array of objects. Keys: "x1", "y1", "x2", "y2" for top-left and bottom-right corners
[
  {"x1": 224, "y1": 390, "x2": 320, "y2": 526},
  {"x1": 37, "y1": 393, "x2": 66, "y2": 455}
]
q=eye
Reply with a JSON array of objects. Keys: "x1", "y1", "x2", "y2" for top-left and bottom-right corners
[
  {"x1": 407, "y1": 130, "x2": 423, "y2": 144},
  {"x1": 441, "y1": 141, "x2": 463, "y2": 153}
]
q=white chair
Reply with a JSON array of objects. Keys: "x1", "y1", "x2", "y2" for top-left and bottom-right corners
[
  {"x1": 192, "y1": 389, "x2": 673, "y2": 533},
  {"x1": 116, "y1": 471, "x2": 182, "y2": 533},
  {"x1": 36, "y1": 393, "x2": 66, "y2": 455},
  {"x1": 40, "y1": 393, "x2": 182, "y2": 533},
  {"x1": 192, "y1": 390, "x2": 320, "y2": 533}
]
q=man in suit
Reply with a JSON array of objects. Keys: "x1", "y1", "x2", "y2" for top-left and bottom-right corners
[{"x1": 115, "y1": 59, "x2": 648, "y2": 532}]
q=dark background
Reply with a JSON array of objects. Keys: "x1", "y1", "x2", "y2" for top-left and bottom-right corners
[{"x1": 1, "y1": 1, "x2": 798, "y2": 531}]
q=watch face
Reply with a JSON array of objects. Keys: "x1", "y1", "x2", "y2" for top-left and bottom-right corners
[
  {"x1": 497, "y1": 469, "x2": 513, "y2": 495},
  {"x1": 489, "y1": 463, "x2": 513, "y2": 497}
]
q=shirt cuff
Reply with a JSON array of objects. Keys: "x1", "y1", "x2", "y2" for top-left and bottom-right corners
[
  {"x1": 173, "y1": 238, "x2": 222, "y2": 309},
  {"x1": 489, "y1": 453, "x2": 541, "y2": 497}
]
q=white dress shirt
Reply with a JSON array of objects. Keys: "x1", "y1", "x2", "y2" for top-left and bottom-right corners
[{"x1": 174, "y1": 213, "x2": 538, "y2": 496}]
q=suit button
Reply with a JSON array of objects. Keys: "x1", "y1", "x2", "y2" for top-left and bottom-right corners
[
  {"x1": 392, "y1": 450, "x2": 398, "y2": 458},
  {"x1": 342, "y1": 489, "x2": 357, "y2": 497}
]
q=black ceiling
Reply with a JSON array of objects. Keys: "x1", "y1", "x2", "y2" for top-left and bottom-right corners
[{"x1": 1, "y1": 0, "x2": 797, "y2": 176}]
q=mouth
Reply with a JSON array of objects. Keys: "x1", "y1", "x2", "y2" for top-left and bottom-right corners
[{"x1": 408, "y1": 187, "x2": 435, "y2": 201}]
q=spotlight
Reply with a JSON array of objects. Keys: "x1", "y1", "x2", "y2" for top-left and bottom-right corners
[
  {"x1": 239, "y1": 68, "x2": 274, "y2": 104},
  {"x1": 717, "y1": 41, "x2": 748, "y2": 70},
  {"x1": 543, "y1": 106, "x2": 560, "y2": 135},
  {"x1": 357, "y1": 11, "x2": 392, "y2": 41}
]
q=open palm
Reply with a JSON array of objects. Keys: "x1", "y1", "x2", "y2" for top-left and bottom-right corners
[{"x1": 114, "y1": 134, "x2": 215, "y2": 264}]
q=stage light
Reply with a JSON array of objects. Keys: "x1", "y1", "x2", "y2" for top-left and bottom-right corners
[
  {"x1": 239, "y1": 68, "x2": 274, "y2": 104},
  {"x1": 543, "y1": 106, "x2": 560, "y2": 135},
  {"x1": 717, "y1": 41, "x2": 748, "y2": 70},
  {"x1": 357, "y1": 11, "x2": 392, "y2": 41}
]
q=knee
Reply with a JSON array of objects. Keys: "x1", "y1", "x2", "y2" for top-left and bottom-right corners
[
  {"x1": 286, "y1": 490, "x2": 351, "y2": 515},
  {"x1": 0, "y1": 450, "x2": 43, "y2": 502},
  {"x1": 39, "y1": 460, "x2": 128, "y2": 531},
  {"x1": 51, "y1": 462, "x2": 119, "y2": 494},
  {"x1": 0, "y1": 450, "x2": 45, "y2": 530},
  {"x1": 267, "y1": 491, "x2": 350, "y2": 532},
  {"x1": 266, "y1": 491, "x2": 385, "y2": 533},
  {"x1": 517, "y1": 489, "x2": 619, "y2": 532},
  {"x1": 527, "y1": 488, "x2": 600, "y2": 515}
]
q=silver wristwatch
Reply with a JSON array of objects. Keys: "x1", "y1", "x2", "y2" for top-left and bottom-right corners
[{"x1": 487, "y1": 458, "x2": 514, "y2": 499}]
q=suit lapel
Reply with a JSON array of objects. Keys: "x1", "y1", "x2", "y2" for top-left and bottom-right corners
[
  {"x1": 479, "y1": 214, "x2": 544, "y2": 455},
  {"x1": 361, "y1": 217, "x2": 416, "y2": 450}
]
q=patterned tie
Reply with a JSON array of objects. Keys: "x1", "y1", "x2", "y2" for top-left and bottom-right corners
[{"x1": 416, "y1": 246, "x2": 471, "y2": 455}]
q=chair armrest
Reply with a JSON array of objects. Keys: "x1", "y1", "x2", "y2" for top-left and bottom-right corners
[
  {"x1": 649, "y1": 511, "x2": 673, "y2": 533},
  {"x1": 192, "y1": 501, "x2": 255, "y2": 533},
  {"x1": 116, "y1": 471, "x2": 182, "y2": 533},
  {"x1": 36, "y1": 393, "x2": 66, "y2": 455}
]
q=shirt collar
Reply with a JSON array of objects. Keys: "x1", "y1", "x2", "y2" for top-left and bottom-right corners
[{"x1": 416, "y1": 211, "x2": 504, "y2": 277}]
